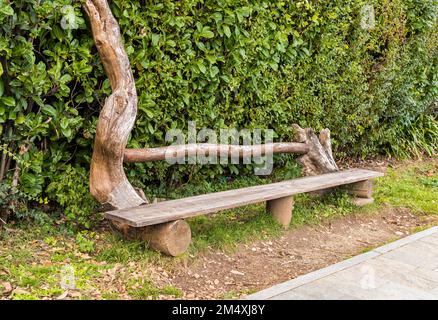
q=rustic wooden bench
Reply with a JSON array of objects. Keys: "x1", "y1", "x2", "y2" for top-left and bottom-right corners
[
  {"x1": 82, "y1": 2, "x2": 384, "y2": 257},
  {"x1": 105, "y1": 169, "x2": 383, "y2": 256}
]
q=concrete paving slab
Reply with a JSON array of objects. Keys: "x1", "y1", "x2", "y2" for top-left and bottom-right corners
[
  {"x1": 372, "y1": 226, "x2": 438, "y2": 254},
  {"x1": 420, "y1": 235, "x2": 438, "y2": 246},
  {"x1": 246, "y1": 226, "x2": 438, "y2": 300},
  {"x1": 243, "y1": 251, "x2": 379, "y2": 300}
]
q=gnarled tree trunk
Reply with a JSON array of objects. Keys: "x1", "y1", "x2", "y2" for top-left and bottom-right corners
[
  {"x1": 84, "y1": 0, "x2": 146, "y2": 210},
  {"x1": 292, "y1": 124, "x2": 339, "y2": 176}
]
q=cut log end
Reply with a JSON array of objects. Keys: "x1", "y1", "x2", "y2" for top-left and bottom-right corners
[
  {"x1": 347, "y1": 180, "x2": 373, "y2": 199},
  {"x1": 266, "y1": 196, "x2": 294, "y2": 228},
  {"x1": 141, "y1": 220, "x2": 192, "y2": 256},
  {"x1": 111, "y1": 219, "x2": 192, "y2": 256}
]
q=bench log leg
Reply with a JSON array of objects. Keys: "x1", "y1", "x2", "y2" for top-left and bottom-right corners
[
  {"x1": 347, "y1": 180, "x2": 374, "y2": 206},
  {"x1": 266, "y1": 196, "x2": 294, "y2": 228},
  {"x1": 111, "y1": 220, "x2": 191, "y2": 256}
]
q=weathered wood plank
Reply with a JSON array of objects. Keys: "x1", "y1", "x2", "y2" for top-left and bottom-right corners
[{"x1": 105, "y1": 169, "x2": 383, "y2": 227}]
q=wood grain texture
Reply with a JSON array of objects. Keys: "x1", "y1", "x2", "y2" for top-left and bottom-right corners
[
  {"x1": 109, "y1": 219, "x2": 192, "y2": 256},
  {"x1": 293, "y1": 124, "x2": 339, "y2": 176},
  {"x1": 266, "y1": 196, "x2": 294, "y2": 228},
  {"x1": 124, "y1": 143, "x2": 310, "y2": 162},
  {"x1": 347, "y1": 180, "x2": 373, "y2": 198},
  {"x1": 84, "y1": 0, "x2": 145, "y2": 209},
  {"x1": 105, "y1": 169, "x2": 383, "y2": 227}
]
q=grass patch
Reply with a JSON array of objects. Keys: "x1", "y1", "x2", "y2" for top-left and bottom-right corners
[
  {"x1": 128, "y1": 280, "x2": 182, "y2": 300},
  {"x1": 186, "y1": 190, "x2": 357, "y2": 253},
  {"x1": 188, "y1": 204, "x2": 283, "y2": 252},
  {"x1": 95, "y1": 233, "x2": 162, "y2": 264},
  {"x1": 375, "y1": 161, "x2": 438, "y2": 214}
]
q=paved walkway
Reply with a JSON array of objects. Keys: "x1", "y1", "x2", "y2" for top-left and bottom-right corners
[{"x1": 247, "y1": 226, "x2": 438, "y2": 300}]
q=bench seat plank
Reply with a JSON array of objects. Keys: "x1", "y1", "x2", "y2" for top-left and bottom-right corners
[{"x1": 105, "y1": 169, "x2": 383, "y2": 227}]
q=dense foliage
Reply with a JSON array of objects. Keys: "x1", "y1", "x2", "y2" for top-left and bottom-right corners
[{"x1": 0, "y1": 0, "x2": 437, "y2": 226}]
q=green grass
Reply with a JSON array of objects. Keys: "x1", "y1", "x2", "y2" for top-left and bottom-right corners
[
  {"x1": 0, "y1": 225, "x2": 179, "y2": 300},
  {"x1": 185, "y1": 190, "x2": 357, "y2": 253},
  {"x1": 95, "y1": 233, "x2": 162, "y2": 264},
  {"x1": 375, "y1": 161, "x2": 438, "y2": 214},
  {"x1": 128, "y1": 280, "x2": 182, "y2": 300}
]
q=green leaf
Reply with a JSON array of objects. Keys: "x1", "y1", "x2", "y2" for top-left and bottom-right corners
[
  {"x1": 210, "y1": 66, "x2": 219, "y2": 78},
  {"x1": 42, "y1": 105, "x2": 57, "y2": 118},
  {"x1": 147, "y1": 123, "x2": 154, "y2": 134},
  {"x1": 62, "y1": 128, "x2": 72, "y2": 138},
  {"x1": 1, "y1": 96, "x2": 15, "y2": 107},
  {"x1": 52, "y1": 25, "x2": 64, "y2": 41},
  {"x1": 0, "y1": 4, "x2": 14, "y2": 16},
  {"x1": 199, "y1": 30, "x2": 214, "y2": 39},
  {"x1": 8, "y1": 110, "x2": 15, "y2": 120},
  {"x1": 16, "y1": 114, "x2": 26, "y2": 124},
  {"x1": 197, "y1": 61, "x2": 207, "y2": 74},
  {"x1": 151, "y1": 33, "x2": 160, "y2": 47},
  {"x1": 60, "y1": 74, "x2": 72, "y2": 83},
  {"x1": 60, "y1": 118, "x2": 69, "y2": 129},
  {"x1": 0, "y1": 79, "x2": 4, "y2": 97},
  {"x1": 223, "y1": 25, "x2": 231, "y2": 38}
]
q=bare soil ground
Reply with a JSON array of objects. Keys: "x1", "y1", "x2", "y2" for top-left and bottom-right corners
[{"x1": 169, "y1": 207, "x2": 438, "y2": 299}]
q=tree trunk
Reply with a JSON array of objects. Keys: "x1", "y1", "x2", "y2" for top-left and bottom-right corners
[
  {"x1": 111, "y1": 219, "x2": 192, "y2": 256},
  {"x1": 84, "y1": 0, "x2": 146, "y2": 210},
  {"x1": 292, "y1": 124, "x2": 339, "y2": 176}
]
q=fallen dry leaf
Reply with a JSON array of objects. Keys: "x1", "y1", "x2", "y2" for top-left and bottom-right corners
[
  {"x1": 230, "y1": 270, "x2": 245, "y2": 276},
  {"x1": 56, "y1": 291, "x2": 69, "y2": 300},
  {"x1": 12, "y1": 288, "x2": 30, "y2": 295},
  {"x1": 1, "y1": 282, "x2": 12, "y2": 294}
]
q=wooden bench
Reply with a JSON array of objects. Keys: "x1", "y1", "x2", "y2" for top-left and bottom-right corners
[
  {"x1": 105, "y1": 169, "x2": 383, "y2": 256},
  {"x1": 83, "y1": 2, "x2": 384, "y2": 257}
]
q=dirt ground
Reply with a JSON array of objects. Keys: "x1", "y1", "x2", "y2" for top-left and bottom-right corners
[{"x1": 168, "y1": 207, "x2": 438, "y2": 299}]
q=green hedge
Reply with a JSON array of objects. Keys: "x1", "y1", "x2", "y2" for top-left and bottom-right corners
[{"x1": 0, "y1": 0, "x2": 437, "y2": 226}]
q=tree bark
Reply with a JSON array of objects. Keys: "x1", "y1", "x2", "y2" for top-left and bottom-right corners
[
  {"x1": 292, "y1": 124, "x2": 339, "y2": 176},
  {"x1": 111, "y1": 219, "x2": 192, "y2": 256},
  {"x1": 84, "y1": 0, "x2": 146, "y2": 210},
  {"x1": 124, "y1": 142, "x2": 309, "y2": 163}
]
